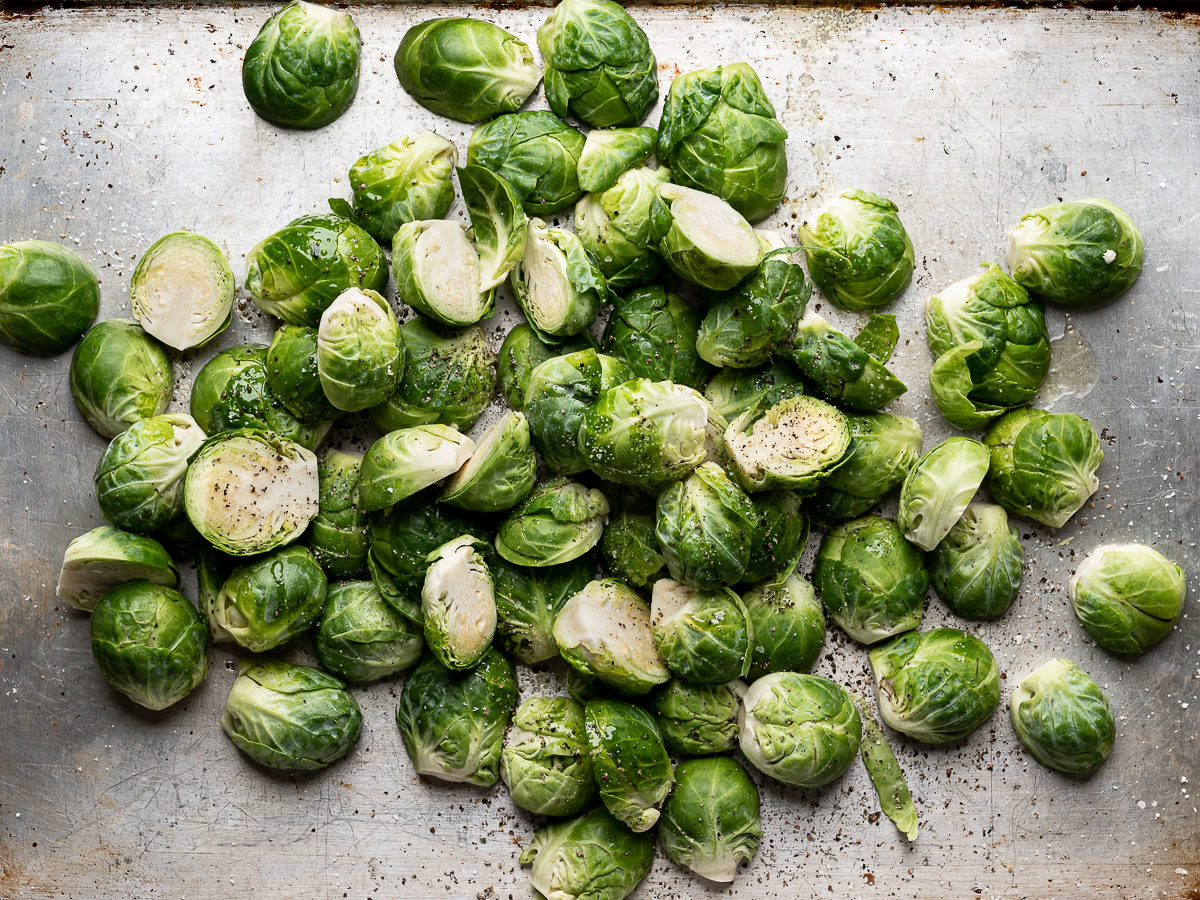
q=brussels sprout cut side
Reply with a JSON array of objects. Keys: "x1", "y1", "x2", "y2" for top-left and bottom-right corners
[
  {"x1": 468, "y1": 111, "x2": 586, "y2": 216},
  {"x1": 520, "y1": 808, "x2": 654, "y2": 900},
  {"x1": 897, "y1": 436, "x2": 990, "y2": 551},
  {"x1": 495, "y1": 480, "x2": 608, "y2": 567},
  {"x1": 421, "y1": 535, "x2": 496, "y2": 670},
  {"x1": 57, "y1": 526, "x2": 179, "y2": 612},
  {"x1": 743, "y1": 575, "x2": 825, "y2": 679},
  {"x1": 1069, "y1": 543, "x2": 1185, "y2": 655},
  {"x1": 660, "y1": 756, "x2": 762, "y2": 883},
  {"x1": 510, "y1": 219, "x2": 605, "y2": 342},
  {"x1": 652, "y1": 183, "x2": 764, "y2": 291},
  {"x1": 316, "y1": 288, "x2": 402, "y2": 412},
  {"x1": 0, "y1": 240, "x2": 99, "y2": 355},
  {"x1": 70, "y1": 320, "x2": 172, "y2": 439},
  {"x1": 130, "y1": 233, "x2": 234, "y2": 351},
  {"x1": 724, "y1": 394, "x2": 851, "y2": 493},
  {"x1": 500, "y1": 697, "x2": 598, "y2": 817},
  {"x1": 584, "y1": 698, "x2": 674, "y2": 832},
  {"x1": 440, "y1": 412, "x2": 536, "y2": 512},
  {"x1": 930, "y1": 503, "x2": 1024, "y2": 620},
  {"x1": 1010, "y1": 658, "x2": 1115, "y2": 775},
  {"x1": 358, "y1": 425, "x2": 475, "y2": 511}
]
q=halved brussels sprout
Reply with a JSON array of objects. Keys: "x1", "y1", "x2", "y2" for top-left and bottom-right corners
[
  {"x1": 790, "y1": 310, "x2": 908, "y2": 411},
  {"x1": 807, "y1": 412, "x2": 923, "y2": 523},
  {"x1": 245, "y1": 214, "x2": 387, "y2": 327},
  {"x1": 575, "y1": 165, "x2": 669, "y2": 291},
  {"x1": 651, "y1": 183, "x2": 764, "y2": 290},
  {"x1": 495, "y1": 479, "x2": 608, "y2": 567},
  {"x1": 501, "y1": 696, "x2": 598, "y2": 817},
  {"x1": 658, "y1": 63, "x2": 787, "y2": 223},
  {"x1": 577, "y1": 127, "x2": 657, "y2": 193},
  {"x1": 440, "y1": 411, "x2": 536, "y2": 512},
  {"x1": 897, "y1": 436, "x2": 990, "y2": 551},
  {"x1": 743, "y1": 575, "x2": 825, "y2": 679},
  {"x1": 652, "y1": 678, "x2": 744, "y2": 756},
  {"x1": 313, "y1": 579, "x2": 422, "y2": 681},
  {"x1": 655, "y1": 463, "x2": 756, "y2": 588},
  {"x1": 468, "y1": 111, "x2": 586, "y2": 216},
  {"x1": 984, "y1": 408, "x2": 1103, "y2": 529},
  {"x1": 394, "y1": 17, "x2": 541, "y2": 124},
  {"x1": 222, "y1": 657, "x2": 362, "y2": 770},
  {"x1": 196, "y1": 546, "x2": 234, "y2": 640},
  {"x1": 1006, "y1": 198, "x2": 1143, "y2": 308},
  {"x1": 183, "y1": 429, "x2": 319, "y2": 555},
  {"x1": 358, "y1": 425, "x2": 475, "y2": 512},
  {"x1": 703, "y1": 359, "x2": 806, "y2": 422},
  {"x1": 553, "y1": 578, "x2": 670, "y2": 694},
  {"x1": 421, "y1": 535, "x2": 496, "y2": 670},
  {"x1": 90, "y1": 581, "x2": 208, "y2": 710},
  {"x1": 743, "y1": 491, "x2": 809, "y2": 585},
  {"x1": 395, "y1": 649, "x2": 518, "y2": 785},
  {"x1": 57, "y1": 526, "x2": 178, "y2": 612},
  {"x1": 930, "y1": 503, "x2": 1024, "y2": 620},
  {"x1": 599, "y1": 499, "x2": 666, "y2": 589},
  {"x1": 70, "y1": 320, "x2": 172, "y2": 438},
  {"x1": 0, "y1": 240, "x2": 99, "y2": 354},
  {"x1": 814, "y1": 515, "x2": 927, "y2": 645},
  {"x1": 651, "y1": 579, "x2": 753, "y2": 683},
  {"x1": 859, "y1": 706, "x2": 918, "y2": 841},
  {"x1": 265, "y1": 325, "x2": 340, "y2": 424},
  {"x1": 520, "y1": 808, "x2": 654, "y2": 900},
  {"x1": 316, "y1": 287, "x2": 402, "y2": 412},
  {"x1": 493, "y1": 557, "x2": 593, "y2": 664},
  {"x1": 95, "y1": 413, "x2": 207, "y2": 535},
  {"x1": 497, "y1": 323, "x2": 592, "y2": 410},
  {"x1": 601, "y1": 285, "x2": 710, "y2": 389},
  {"x1": 208, "y1": 545, "x2": 327, "y2": 652},
  {"x1": 367, "y1": 494, "x2": 473, "y2": 617},
  {"x1": 1070, "y1": 543, "x2": 1185, "y2": 654},
  {"x1": 1010, "y1": 658, "x2": 1116, "y2": 775},
  {"x1": 869, "y1": 627, "x2": 1001, "y2": 744},
  {"x1": 660, "y1": 756, "x2": 761, "y2": 883},
  {"x1": 307, "y1": 449, "x2": 368, "y2": 578},
  {"x1": 510, "y1": 219, "x2": 605, "y2": 341},
  {"x1": 585, "y1": 698, "x2": 674, "y2": 831},
  {"x1": 738, "y1": 672, "x2": 862, "y2": 788},
  {"x1": 130, "y1": 232, "x2": 234, "y2": 351},
  {"x1": 724, "y1": 394, "x2": 851, "y2": 493}
]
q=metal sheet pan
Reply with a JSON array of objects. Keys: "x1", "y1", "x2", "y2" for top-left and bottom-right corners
[{"x1": 1, "y1": 4, "x2": 1197, "y2": 898}]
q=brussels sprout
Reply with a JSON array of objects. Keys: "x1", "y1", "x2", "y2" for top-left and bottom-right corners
[
  {"x1": 599, "y1": 500, "x2": 666, "y2": 589},
  {"x1": 57, "y1": 526, "x2": 178, "y2": 612},
  {"x1": 743, "y1": 575, "x2": 825, "y2": 679},
  {"x1": 222, "y1": 657, "x2": 362, "y2": 770},
  {"x1": 501, "y1": 697, "x2": 598, "y2": 816},
  {"x1": 703, "y1": 359, "x2": 806, "y2": 422},
  {"x1": 554, "y1": 579, "x2": 670, "y2": 694},
  {"x1": 207, "y1": 545, "x2": 327, "y2": 652},
  {"x1": 859, "y1": 707, "x2": 918, "y2": 841},
  {"x1": 196, "y1": 546, "x2": 234, "y2": 639},
  {"x1": 897, "y1": 437, "x2": 990, "y2": 551},
  {"x1": 69, "y1": 320, "x2": 172, "y2": 438},
  {"x1": 658, "y1": 63, "x2": 787, "y2": 223},
  {"x1": 315, "y1": 288, "x2": 402, "y2": 412},
  {"x1": 579, "y1": 378, "x2": 709, "y2": 489},
  {"x1": 743, "y1": 491, "x2": 809, "y2": 585},
  {"x1": 660, "y1": 756, "x2": 761, "y2": 883},
  {"x1": 358, "y1": 425, "x2": 475, "y2": 512},
  {"x1": 1006, "y1": 198, "x2": 1143, "y2": 308},
  {"x1": 495, "y1": 479, "x2": 608, "y2": 567},
  {"x1": 738, "y1": 672, "x2": 862, "y2": 788},
  {"x1": 242, "y1": 1, "x2": 359, "y2": 129},
  {"x1": 814, "y1": 515, "x2": 927, "y2": 645},
  {"x1": 790, "y1": 310, "x2": 908, "y2": 411},
  {"x1": 245, "y1": 214, "x2": 388, "y2": 327},
  {"x1": 90, "y1": 582, "x2": 207, "y2": 710},
  {"x1": 654, "y1": 463, "x2": 756, "y2": 588},
  {"x1": 1070, "y1": 543, "x2": 1185, "y2": 654},
  {"x1": 869, "y1": 627, "x2": 1001, "y2": 744},
  {"x1": 467, "y1": 111, "x2": 586, "y2": 216},
  {"x1": 524, "y1": 349, "x2": 632, "y2": 473},
  {"x1": 575, "y1": 165, "x2": 669, "y2": 291},
  {"x1": 724, "y1": 394, "x2": 851, "y2": 493},
  {"x1": 585, "y1": 698, "x2": 674, "y2": 831},
  {"x1": 420, "y1": 535, "x2": 496, "y2": 670},
  {"x1": 440, "y1": 412, "x2": 536, "y2": 512},
  {"x1": 395, "y1": 648, "x2": 518, "y2": 785},
  {"x1": 493, "y1": 557, "x2": 592, "y2": 664},
  {"x1": 652, "y1": 678, "x2": 743, "y2": 756},
  {"x1": 183, "y1": 429, "x2": 319, "y2": 555},
  {"x1": 367, "y1": 494, "x2": 473, "y2": 617},
  {"x1": 307, "y1": 448, "x2": 369, "y2": 578},
  {"x1": 130, "y1": 232, "x2": 234, "y2": 351},
  {"x1": 650, "y1": 579, "x2": 752, "y2": 683},
  {"x1": 313, "y1": 580, "x2": 422, "y2": 681},
  {"x1": 510, "y1": 219, "x2": 606, "y2": 341},
  {"x1": 0, "y1": 240, "x2": 99, "y2": 354},
  {"x1": 95, "y1": 413, "x2": 207, "y2": 535},
  {"x1": 1010, "y1": 658, "x2": 1116, "y2": 775},
  {"x1": 807, "y1": 412, "x2": 923, "y2": 523},
  {"x1": 854, "y1": 311, "x2": 901, "y2": 363},
  {"x1": 394, "y1": 17, "x2": 540, "y2": 123},
  {"x1": 265, "y1": 325, "x2": 340, "y2": 424},
  {"x1": 566, "y1": 667, "x2": 600, "y2": 705},
  {"x1": 577, "y1": 127, "x2": 657, "y2": 193},
  {"x1": 601, "y1": 285, "x2": 710, "y2": 389},
  {"x1": 497, "y1": 324, "x2": 592, "y2": 410},
  {"x1": 650, "y1": 183, "x2": 764, "y2": 290},
  {"x1": 929, "y1": 503, "x2": 1024, "y2": 620},
  {"x1": 983, "y1": 408, "x2": 1103, "y2": 529},
  {"x1": 519, "y1": 808, "x2": 654, "y2": 900}
]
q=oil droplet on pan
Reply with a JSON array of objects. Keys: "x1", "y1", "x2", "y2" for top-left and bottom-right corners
[{"x1": 1041, "y1": 324, "x2": 1099, "y2": 404}]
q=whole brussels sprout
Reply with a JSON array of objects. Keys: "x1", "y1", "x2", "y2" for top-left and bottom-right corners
[
  {"x1": 599, "y1": 500, "x2": 666, "y2": 589},
  {"x1": 658, "y1": 63, "x2": 787, "y2": 223},
  {"x1": 790, "y1": 310, "x2": 908, "y2": 411},
  {"x1": 394, "y1": 17, "x2": 541, "y2": 123},
  {"x1": 524, "y1": 349, "x2": 631, "y2": 473},
  {"x1": 520, "y1": 808, "x2": 654, "y2": 900},
  {"x1": 601, "y1": 285, "x2": 710, "y2": 389},
  {"x1": 807, "y1": 412, "x2": 923, "y2": 523},
  {"x1": 538, "y1": 0, "x2": 657, "y2": 128},
  {"x1": 743, "y1": 574, "x2": 825, "y2": 679},
  {"x1": 245, "y1": 214, "x2": 387, "y2": 327},
  {"x1": 703, "y1": 359, "x2": 806, "y2": 422},
  {"x1": 492, "y1": 557, "x2": 592, "y2": 664},
  {"x1": 585, "y1": 698, "x2": 674, "y2": 831},
  {"x1": 421, "y1": 535, "x2": 496, "y2": 670},
  {"x1": 897, "y1": 436, "x2": 990, "y2": 551},
  {"x1": 266, "y1": 325, "x2": 340, "y2": 424},
  {"x1": 440, "y1": 412, "x2": 536, "y2": 513},
  {"x1": 313, "y1": 580, "x2": 422, "y2": 681},
  {"x1": 0, "y1": 240, "x2": 99, "y2": 354},
  {"x1": 368, "y1": 494, "x2": 473, "y2": 616},
  {"x1": 130, "y1": 233, "x2": 235, "y2": 351},
  {"x1": 307, "y1": 449, "x2": 369, "y2": 578},
  {"x1": 738, "y1": 672, "x2": 862, "y2": 788},
  {"x1": 929, "y1": 503, "x2": 1024, "y2": 620},
  {"x1": 395, "y1": 648, "x2": 518, "y2": 785},
  {"x1": 70, "y1": 320, "x2": 172, "y2": 438},
  {"x1": 650, "y1": 579, "x2": 753, "y2": 683},
  {"x1": 501, "y1": 697, "x2": 598, "y2": 817},
  {"x1": 183, "y1": 429, "x2": 319, "y2": 555},
  {"x1": 554, "y1": 579, "x2": 670, "y2": 695},
  {"x1": 798, "y1": 189, "x2": 914, "y2": 311},
  {"x1": 724, "y1": 394, "x2": 851, "y2": 493},
  {"x1": 95, "y1": 413, "x2": 207, "y2": 535},
  {"x1": 1006, "y1": 198, "x2": 1143, "y2": 308},
  {"x1": 652, "y1": 678, "x2": 743, "y2": 756},
  {"x1": 660, "y1": 756, "x2": 762, "y2": 883},
  {"x1": 315, "y1": 288, "x2": 402, "y2": 412},
  {"x1": 510, "y1": 219, "x2": 606, "y2": 342},
  {"x1": 495, "y1": 479, "x2": 608, "y2": 567},
  {"x1": 497, "y1": 324, "x2": 592, "y2": 410},
  {"x1": 358, "y1": 425, "x2": 475, "y2": 512},
  {"x1": 468, "y1": 111, "x2": 586, "y2": 216},
  {"x1": 984, "y1": 408, "x2": 1103, "y2": 529},
  {"x1": 650, "y1": 183, "x2": 764, "y2": 290},
  {"x1": 242, "y1": 1, "x2": 360, "y2": 129},
  {"x1": 655, "y1": 463, "x2": 756, "y2": 588},
  {"x1": 814, "y1": 515, "x2": 926, "y2": 645},
  {"x1": 1010, "y1": 658, "x2": 1116, "y2": 775},
  {"x1": 57, "y1": 526, "x2": 179, "y2": 612},
  {"x1": 222, "y1": 657, "x2": 362, "y2": 770},
  {"x1": 90, "y1": 581, "x2": 208, "y2": 710},
  {"x1": 208, "y1": 545, "x2": 327, "y2": 652},
  {"x1": 743, "y1": 490, "x2": 809, "y2": 585},
  {"x1": 575, "y1": 165, "x2": 669, "y2": 291},
  {"x1": 577, "y1": 127, "x2": 657, "y2": 193},
  {"x1": 869, "y1": 627, "x2": 1001, "y2": 744},
  {"x1": 1069, "y1": 543, "x2": 1185, "y2": 654}
]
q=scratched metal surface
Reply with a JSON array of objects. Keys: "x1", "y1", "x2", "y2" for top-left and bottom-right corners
[{"x1": 0, "y1": 4, "x2": 1198, "y2": 899}]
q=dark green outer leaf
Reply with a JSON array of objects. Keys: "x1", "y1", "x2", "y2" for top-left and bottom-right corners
[
  {"x1": 0, "y1": 240, "x2": 99, "y2": 354},
  {"x1": 266, "y1": 325, "x2": 341, "y2": 424},
  {"x1": 69, "y1": 319, "x2": 172, "y2": 437},
  {"x1": 467, "y1": 111, "x2": 586, "y2": 216},
  {"x1": 601, "y1": 286, "x2": 711, "y2": 389},
  {"x1": 492, "y1": 557, "x2": 593, "y2": 663}
]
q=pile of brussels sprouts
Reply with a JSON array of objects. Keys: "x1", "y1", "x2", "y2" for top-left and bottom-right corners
[{"x1": 0, "y1": 0, "x2": 1189, "y2": 896}]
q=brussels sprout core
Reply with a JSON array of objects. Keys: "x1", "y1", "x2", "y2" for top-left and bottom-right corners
[{"x1": 130, "y1": 233, "x2": 234, "y2": 351}]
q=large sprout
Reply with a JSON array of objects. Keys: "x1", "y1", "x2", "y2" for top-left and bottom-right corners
[
  {"x1": 743, "y1": 575, "x2": 825, "y2": 679},
  {"x1": 307, "y1": 448, "x2": 369, "y2": 578},
  {"x1": 69, "y1": 320, "x2": 172, "y2": 438},
  {"x1": 650, "y1": 183, "x2": 764, "y2": 290},
  {"x1": 1010, "y1": 658, "x2": 1116, "y2": 775},
  {"x1": 207, "y1": 545, "x2": 328, "y2": 652},
  {"x1": 659, "y1": 756, "x2": 762, "y2": 883},
  {"x1": 654, "y1": 463, "x2": 756, "y2": 588},
  {"x1": 807, "y1": 412, "x2": 922, "y2": 523},
  {"x1": 897, "y1": 436, "x2": 990, "y2": 551},
  {"x1": 599, "y1": 499, "x2": 666, "y2": 589},
  {"x1": 584, "y1": 698, "x2": 674, "y2": 832},
  {"x1": 494, "y1": 479, "x2": 608, "y2": 567},
  {"x1": 524, "y1": 349, "x2": 631, "y2": 473},
  {"x1": 367, "y1": 494, "x2": 473, "y2": 616},
  {"x1": 519, "y1": 808, "x2": 654, "y2": 900},
  {"x1": 440, "y1": 411, "x2": 537, "y2": 512},
  {"x1": 743, "y1": 490, "x2": 809, "y2": 584},
  {"x1": 421, "y1": 535, "x2": 496, "y2": 670},
  {"x1": 57, "y1": 526, "x2": 178, "y2": 612},
  {"x1": 266, "y1": 325, "x2": 340, "y2": 425},
  {"x1": 0, "y1": 240, "x2": 99, "y2": 354},
  {"x1": 703, "y1": 359, "x2": 806, "y2": 422},
  {"x1": 577, "y1": 127, "x2": 657, "y2": 193},
  {"x1": 652, "y1": 678, "x2": 744, "y2": 756},
  {"x1": 357, "y1": 425, "x2": 475, "y2": 511},
  {"x1": 313, "y1": 580, "x2": 422, "y2": 681},
  {"x1": 650, "y1": 579, "x2": 753, "y2": 683},
  {"x1": 601, "y1": 285, "x2": 710, "y2": 389},
  {"x1": 468, "y1": 111, "x2": 586, "y2": 216},
  {"x1": 1069, "y1": 543, "x2": 1185, "y2": 655},
  {"x1": 510, "y1": 218, "x2": 606, "y2": 341},
  {"x1": 500, "y1": 697, "x2": 598, "y2": 817},
  {"x1": 723, "y1": 394, "x2": 851, "y2": 493},
  {"x1": 130, "y1": 233, "x2": 235, "y2": 351},
  {"x1": 929, "y1": 503, "x2": 1025, "y2": 620},
  {"x1": 315, "y1": 288, "x2": 402, "y2": 412},
  {"x1": 790, "y1": 310, "x2": 907, "y2": 411},
  {"x1": 575, "y1": 165, "x2": 669, "y2": 290},
  {"x1": 492, "y1": 556, "x2": 592, "y2": 664},
  {"x1": 497, "y1": 323, "x2": 592, "y2": 410}
]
